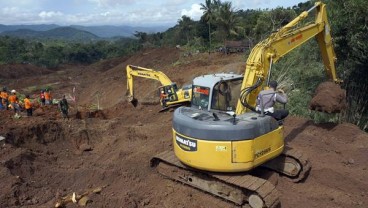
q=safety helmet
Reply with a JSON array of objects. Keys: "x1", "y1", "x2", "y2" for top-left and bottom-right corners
[{"x1": 11, "y1": 89, "x2": 16, "y2": 94}]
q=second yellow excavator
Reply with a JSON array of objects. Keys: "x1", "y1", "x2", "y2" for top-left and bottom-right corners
[
  {"x1": 126, "y1": 65, "x2": 192, "y2": 109},
  {"x1": 151, "y1": 2, "x2": 341, "y2": 208}
]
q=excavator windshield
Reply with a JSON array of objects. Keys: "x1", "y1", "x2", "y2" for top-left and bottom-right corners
[
  {"x1": 211, "y1": 79, "x2": 242, "y2": 111},
  {"x1": 192, "y1": 86, "x2": 210, "y2": 109}
]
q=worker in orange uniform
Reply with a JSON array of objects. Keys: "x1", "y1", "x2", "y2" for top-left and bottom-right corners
[
  {"x1": 160, "y1": 90, "x2": 168, "y2": 107},
  {"x1": 24, "y1": 95, "x2": 33, "y2": 116},
  {"x1": 8, "y1": 90, "x2": 20, "y2": 116},
  {"x1": 0, "y1": 88, "x2": 4, "y2": 110},
  {"x1": 44, "y1": 89, "x2": 52, "y2": 105},
  {"x1": 1, "y1": 87, "x2": 9, "y2": 110}
]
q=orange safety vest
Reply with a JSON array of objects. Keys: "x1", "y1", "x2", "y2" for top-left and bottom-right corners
[
  {"x1": 24, "y1": 98, "x2": 32, "y2": 109},
  {"x1": 44, "y1": 92, "x2": 51, "y2": 100},
  {"x1": 1, "y1": 91, "x2": 8, "y2": 99},
  {"x1": 8, "y1": 95, "x2": 18, "y2": 103},
  {"x1": 160, "y1": 93, "x2": 167, "y2": 99}
]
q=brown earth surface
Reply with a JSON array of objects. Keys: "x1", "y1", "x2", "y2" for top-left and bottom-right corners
[{"x1": 0, "y1": 48, "x2": 367, "y2": 208}]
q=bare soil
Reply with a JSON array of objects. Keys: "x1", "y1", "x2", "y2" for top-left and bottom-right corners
[{"x1": 0, "y1": 48, "x2": 367, "y2": 208}]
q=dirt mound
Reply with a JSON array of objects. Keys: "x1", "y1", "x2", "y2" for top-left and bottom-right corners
[
  {"x1": 309, "y1": 81, "x2": 346, "y2": 113},
  {"x1": 75, "y1": 109, "x2": 107, "y2": 119},
  {"x1": 0, "y1": 64, "x2": 52, "y2": 79}
]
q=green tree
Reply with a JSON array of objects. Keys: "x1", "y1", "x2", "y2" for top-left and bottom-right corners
[
  {"x1": 177, "y1": 15, "x2": 196, "y2": 45},
  {"x1": 200, "y1": 0, "x2": 221, "y2": 52},
  {"x1": 215, "y1": 2, "x2": 243, "y2": 42},
  {"x1": 327, "y1": 0, "x2": 368, "y2": 130}
]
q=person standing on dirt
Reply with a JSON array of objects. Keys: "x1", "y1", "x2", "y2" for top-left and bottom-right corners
[
  {"x1": 44, "y1": 89, "x2": 52, "y2": 105},
  {"x1": 24, "y1": 95, "x2": 33, "y2": 116},
  {"x1": 8, "y1": 90, "x2": 21, "y2": 116},
  {"x1": 59, "y1": 95, "x2": 69, "y2": 119},
  {"x1": 256, "y1": 80, "x2": 289, "y2": 121},
  {"x1": 0, "y1": 88, "x2": 3, "y2": 110},
  {"x1": 40, "y1": 90, "x2": 46, "y2": 106},
  {"x1": 1, "y1": 87, "x2": 9, "y2": 110},
  {"x1": 160, "y1": 90, "x2": 168, "y2": 107}
]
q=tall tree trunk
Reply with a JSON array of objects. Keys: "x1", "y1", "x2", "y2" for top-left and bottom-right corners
[{"x1": 208, "y1": 22, "x2": 211, "y2": 54}]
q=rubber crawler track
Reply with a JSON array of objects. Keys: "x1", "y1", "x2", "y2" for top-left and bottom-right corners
[{"x1": 151, "y1": 150, "x2": 280, "y2": 208}]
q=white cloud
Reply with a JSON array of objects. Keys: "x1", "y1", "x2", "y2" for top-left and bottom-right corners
[
  {"x1": 39, "y1": 11, "x2": 63, "y2": 18},
  {"x1": 89, "y1": 0, "x2": 136, "y2": 8},
  {"x1": 2, "y1": 7, "x2": 21, "y2": 15},
  {"x1": 181, "y1": 4, "x2": 202, "y2": 20},
  {"x1": 100, "y1": 11, "x2": 110, "y2": 17}
]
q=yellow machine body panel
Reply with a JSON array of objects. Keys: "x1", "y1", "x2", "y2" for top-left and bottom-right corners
[{"x1": 173, "y1": 126, "x2": 284, "y2": 172}]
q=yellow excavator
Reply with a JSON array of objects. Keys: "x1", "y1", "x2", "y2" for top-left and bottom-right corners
[
  {"x1": 151, "y1": 2, "x2": 341, "y2": 208},
  {"x1": 126, "y1": 65, "x2": 192, "y2": 109}
]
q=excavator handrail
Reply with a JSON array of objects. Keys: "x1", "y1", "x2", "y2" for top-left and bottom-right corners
[{"x1": 235, "y1": 1, "x2": 341, "y2": 115}]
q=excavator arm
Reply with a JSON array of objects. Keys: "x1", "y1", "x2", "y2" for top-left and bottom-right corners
[
  {"x1": 126, "y1": 65, "x2": 173, "y2": 104},
  {"x1": 236, "y1": 2, "x2": 341, "y2": 115}
]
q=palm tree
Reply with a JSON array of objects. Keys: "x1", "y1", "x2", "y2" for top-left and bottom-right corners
[
  {"x1": 200, "y1": 0, "x2": 221, "y2": 53},
  {"x1": 215, "y1": 2, "x2": 243, "y2": 42},
  {"x1": 200, "y1": 0, "x2": 212, "y2": 52}
]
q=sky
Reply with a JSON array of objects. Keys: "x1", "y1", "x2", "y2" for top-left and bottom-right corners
[{"x1": 0, "y1": 0, "x2": 308, "y2": 27}]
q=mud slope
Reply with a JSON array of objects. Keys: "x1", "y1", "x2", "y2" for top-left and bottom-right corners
[{"x1": 0, "y1": 48, "x2": 367, "y2": 208}]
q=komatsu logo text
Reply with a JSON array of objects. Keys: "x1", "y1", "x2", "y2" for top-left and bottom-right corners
[
  {"x1": 137, "y1": 72, "x2": 151, "y2": 77},
  {"x1": 176, "y1": 135, "x2": 197, "y2": 151},
  {"x1": 255, "y1": 147, "x2": 271, "y2": 159}
]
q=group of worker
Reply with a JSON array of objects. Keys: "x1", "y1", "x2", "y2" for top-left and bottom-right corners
[
  {"x1": 0, "y1": 88, "x2": 32, "y2": 117},
  {"x1": 39, "y1": 89, "x2": 52, "y2": 106},
  {"x1": 0, "y1": 87, "x2": 69, "y2": 119}
]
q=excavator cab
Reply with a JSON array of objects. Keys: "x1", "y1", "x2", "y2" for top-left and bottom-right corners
[
  {"x1": 191, "y1": 73, "x2": 243, "y2": 112},
  {"x1": 158, "y1": 84, "x2": 179, "y2": 105}
]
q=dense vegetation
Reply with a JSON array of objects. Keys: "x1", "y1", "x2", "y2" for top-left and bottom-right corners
[
  {"x1": 0, "y1": 27, "x2": 99, "y2": 42},
  {"x1": 0, "y1": 0, "x2": 366, "y2": 130},
  {"x1": 0, "y1": 36, "x2": 139, "y2": 67}
]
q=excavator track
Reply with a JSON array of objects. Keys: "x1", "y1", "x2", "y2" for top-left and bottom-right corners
[
  {"x1": 262, "y1": 147, "x2": 311, "y2": 182},
  {"x1": 151, "y1": 150, "x2": 280, "y2": 208}
]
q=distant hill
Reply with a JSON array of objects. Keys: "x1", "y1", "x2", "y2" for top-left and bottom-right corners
[
  {"x1": 0, "y1": 24, "x2": 59, "y2": 33},
  {"x1": 70, "y1": 25, "x2": 169, "y2": 38},
  {"x1": 0, "y1": 27, "x2": 100, "y2": 41},
  {"x1": 0, "y1": 24, "x2": 169, "y2": 38}
]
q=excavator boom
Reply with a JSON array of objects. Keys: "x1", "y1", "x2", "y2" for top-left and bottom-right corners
[{"x1": 236, "y1": 2, "x2": 341, "y2": 115}]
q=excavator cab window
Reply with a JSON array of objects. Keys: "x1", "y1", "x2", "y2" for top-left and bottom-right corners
[
  {"x1": 211, "y1": 79, "x2": 242, "y2": 111},
  {"x1": 159, "y1": 85, "x2": 178, "y2": 102},
  {"x1": 192, "y1": 86, "x2": 210, "y2": 110},
  {"x1": 171, "y1": 83, "x2": 178, "y2": 91}
]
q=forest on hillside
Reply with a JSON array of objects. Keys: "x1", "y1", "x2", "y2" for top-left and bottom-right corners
[{"x1": 0, "y1": 0, "x2": 366, "y2": 130}]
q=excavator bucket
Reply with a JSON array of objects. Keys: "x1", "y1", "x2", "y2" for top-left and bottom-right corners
[
  {"x1": 130, "y1": 98, "x2": 138, "y2": 107},
  {"x1": 309, "y1": 82, "x2": 346, "y2": 113}
]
